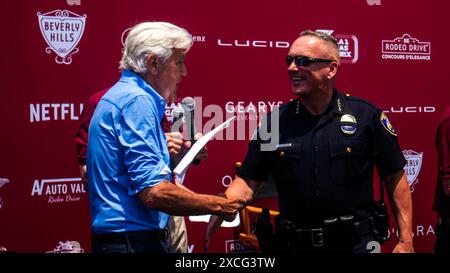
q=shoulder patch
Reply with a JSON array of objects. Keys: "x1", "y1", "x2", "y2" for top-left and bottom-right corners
[{"x1": 380, "y1": 112, "x2": 397, "y2": 136}]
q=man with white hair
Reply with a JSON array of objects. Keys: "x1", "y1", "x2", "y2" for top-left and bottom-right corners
[{"x1": 87, "y1": 22, "x2": 243, "y2": 253}]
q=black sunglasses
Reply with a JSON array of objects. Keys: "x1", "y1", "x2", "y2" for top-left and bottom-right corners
[{"x1": 286, "y1": 55, "x2": 335, "y2": 67}]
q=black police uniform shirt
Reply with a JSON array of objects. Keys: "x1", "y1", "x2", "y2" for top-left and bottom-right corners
[{"x1": 238, "y1": 89, "x2": 407, "y2": 227}]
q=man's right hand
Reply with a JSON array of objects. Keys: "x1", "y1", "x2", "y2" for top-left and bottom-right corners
[
  {"x1": 215, "y1": 195, "x2": 243, "y2": 222},
  {"x1": 165, "y1": 132, "x2": 184, "y2": 155},
  {"x1": 204, "y1": 195, "x2": 244, "y2": 252}
]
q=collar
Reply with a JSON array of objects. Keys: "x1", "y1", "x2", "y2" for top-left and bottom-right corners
[
  {"x1": 288, "y1": 89, "x2": 350, "y2": 118},
  {"x1": 329, "y1": 89, "x2": 350, "y2": 115},
  {"x1": 120, "y1": 70, "x2": 167, "y2": 122}
]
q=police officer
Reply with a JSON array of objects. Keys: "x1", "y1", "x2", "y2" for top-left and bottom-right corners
[{"x1": 205, "y1": 30, "x2": 414, "y2": 253}]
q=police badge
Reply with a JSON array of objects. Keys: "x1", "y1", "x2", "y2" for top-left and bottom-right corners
[{"x1": 340, "y1": 114, "x2": 357, "y2": 135}]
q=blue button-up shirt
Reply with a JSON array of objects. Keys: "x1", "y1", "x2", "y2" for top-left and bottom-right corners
[{"x1": 87, "y1": 70, "x2": 171, "y2": 234}]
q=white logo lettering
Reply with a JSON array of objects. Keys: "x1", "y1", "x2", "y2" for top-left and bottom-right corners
[
  {"x1": 217, "y1": 39, "x2": 289, "y2": 48},
  {"x1": 225, "y1": 239, "x2": 251, "y2": 253},
  {"x1": 37, "y1": 10, "x2": 87, "y2": 64},
  {"x1": 31, "y1": 178, "x2": 86, "y2": 204},
  {"x1": 29, "y1": 103, "x2": 84, "y2": 123},
  {"x1": 383, "y1": 106, "x2": 436, "y2": 113},
  {"x1": 367, "y1": 0, "x2": 381, "y2": 6},
  {"x1": 316, "y1": 30, "x2": 359, "y2": 64},
  {"x1": 66, "y1": 0, "x2": 81, "y2": 6},
  {"x1": 381, "y1": 34, "x2": 431, "y2": 61}
]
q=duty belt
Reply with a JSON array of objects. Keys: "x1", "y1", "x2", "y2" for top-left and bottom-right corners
[{"x1": 276, "y1": 216, "x2": 376, "y2": 249}]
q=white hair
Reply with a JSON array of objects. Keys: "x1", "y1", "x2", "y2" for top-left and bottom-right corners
[{"x1": 119, "y1": 22, "x2": 193, "y2": 73}]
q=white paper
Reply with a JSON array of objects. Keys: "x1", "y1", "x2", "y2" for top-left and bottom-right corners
[
  {"x1": 188, "y1": 213, "x2": 240, "y2": 227},
  {"x1": 173, "y1": 116, "x2": 236, "y2": 176}
]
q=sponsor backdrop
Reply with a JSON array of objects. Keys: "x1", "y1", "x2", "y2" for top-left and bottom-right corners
[{"x1": 0, "y1": 0, "x2": 448, "y2": 253}]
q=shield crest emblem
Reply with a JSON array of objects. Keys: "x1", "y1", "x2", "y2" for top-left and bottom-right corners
[
  {"x1": 37, "y1": 10, "x2": 87, "y2": 64},
  {"x1": 402, "y1": 150, "x2": 423, "y2": 192}
]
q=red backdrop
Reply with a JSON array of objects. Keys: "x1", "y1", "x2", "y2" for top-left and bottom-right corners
[{"x1": 0, "y1": 0, "x2": 448, "y2": 253}]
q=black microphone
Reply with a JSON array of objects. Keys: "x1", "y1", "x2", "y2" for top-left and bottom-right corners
[
  {"x1": 171, "y1": 105, "x2": 184, "y2": 133},
  {"x1": 181, "y1": 97, "x2": 200, "y2": 165},
  {"x1": 169, "y1": 105, "x2": 185, "y2": 173},
  {"x1": 181, "y1": 97, "x2": 196, "y2": 141}
]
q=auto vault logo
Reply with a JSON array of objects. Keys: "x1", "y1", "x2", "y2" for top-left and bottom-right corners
[
  {"x1": 381, "y1": 34, "x2": 431, "y2": 61},
  {"x1": 402, "y1": 150, "x2": 423, "y2": 192},
  {"x1": 316, "y1": 30, "x2": 359, "y2": 64},
  {"x1": 37, "y1": 9, "x2": 87, "y2": 64},
  {"x1": 31, "y1": 177, "x2": 86, "y2": 204}
]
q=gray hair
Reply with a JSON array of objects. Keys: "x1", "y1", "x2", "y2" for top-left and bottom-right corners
[
  {"x1": 300, "y1": 30, "x2": 340, "y2": 62},
  {"x1": 119, "y1": 22, "x2": 193, "y2": 73}
]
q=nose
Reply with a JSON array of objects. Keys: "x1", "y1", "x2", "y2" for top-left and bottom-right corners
[{"x1": 287, "y1": 61, "x2": 298, "y2": 72}]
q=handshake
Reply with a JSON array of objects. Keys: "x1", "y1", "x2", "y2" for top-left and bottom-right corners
[
  {"x1": 165, "y1": 131, "x2": 250, "y2": 251},
  {"x1": 203, "y1": 192, "x2": 247, "y2": 252},
  {"x1": 213, "y1": 192, "x2": 247, "y2": 222}
]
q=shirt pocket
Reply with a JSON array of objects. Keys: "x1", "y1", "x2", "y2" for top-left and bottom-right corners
[
  {"x1": 329, "y1": 139, "x2": 369, "y2": 186},
  {"x1": 272, "y1": 143, "x2": 302, "y2": 181}
]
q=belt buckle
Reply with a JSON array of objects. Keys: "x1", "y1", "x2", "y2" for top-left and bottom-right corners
[{"x1": 311, "y1": 228, "x2": 324, "y2": 247}]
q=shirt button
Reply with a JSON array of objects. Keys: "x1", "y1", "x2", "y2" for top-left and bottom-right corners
[
  {"x1": 314, "y1": 146, "x2": 319, "y2": 152},
  {"x1": 314, "y1": 169, "x2": 319, "y2": 175}
]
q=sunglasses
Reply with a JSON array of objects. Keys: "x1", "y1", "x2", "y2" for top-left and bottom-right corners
[{"x1": 286, "y1": 55, "x2": 335, "y2": 67}]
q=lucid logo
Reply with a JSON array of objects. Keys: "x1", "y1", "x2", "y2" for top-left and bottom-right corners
[
  {"x1": 218, "y1": 39, "x2": 289, "y2": 48},
  {"x1": 383, "y1": 106, "x2": 436, "y2": 113}
]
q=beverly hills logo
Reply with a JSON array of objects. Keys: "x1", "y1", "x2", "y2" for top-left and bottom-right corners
[
  {"x1": 37, "y1": 9, "x2": 87, "y2": 64},
  {"x1": 382, "y1": 34, "x2": 431, "y2": 61},
  {"x1": 402, "y1": 150, "x2": 423, "y2": 192}
]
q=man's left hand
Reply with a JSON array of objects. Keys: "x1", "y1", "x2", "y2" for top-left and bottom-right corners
[
  {"x1": 392, "y1": 240, "x2": 414, "y2": 253},
  {"x1": 183, "y1": 132, "x2": 208, "y2": 161}
]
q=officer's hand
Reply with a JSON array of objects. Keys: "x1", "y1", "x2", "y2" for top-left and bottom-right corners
[
  {"x1": 165, "y1": 132, "x2": 183, "y2": 155},
  {"x1": 392, "y1": 240, "x2": 414, "y2": 253},
  {"x1": 204, "y1": 215, "x2": 223, "y2": 252},
  {"x1": 215, "y1": 195, "x2": 244, "y2": 222}
]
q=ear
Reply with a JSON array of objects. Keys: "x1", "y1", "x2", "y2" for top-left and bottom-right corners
[
  {"x1": 327, "y1": 61, "x2": 339, "y2": 80},
  {"x1": 147, "y1": 55, "x2": 159, "y2": 75}
]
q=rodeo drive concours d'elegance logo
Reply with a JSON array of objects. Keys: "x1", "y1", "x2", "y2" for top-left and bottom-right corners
[{"x1": 37, "y1": 9, "x2": 87, "y2": 64}]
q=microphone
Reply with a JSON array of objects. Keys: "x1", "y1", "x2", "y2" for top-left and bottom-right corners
[
  {"x1": 181, "y1": 97, "x2": 200, "y2": 165},
  {"x1": 171, "y1": 104, "x2": 184, "y2": 133},
  {"x1": 181, "y1": 97, "x2": 196, "y2": 141},
  {"x1": 169, "y1": 105, "x2": 185, "y2": 173}
]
